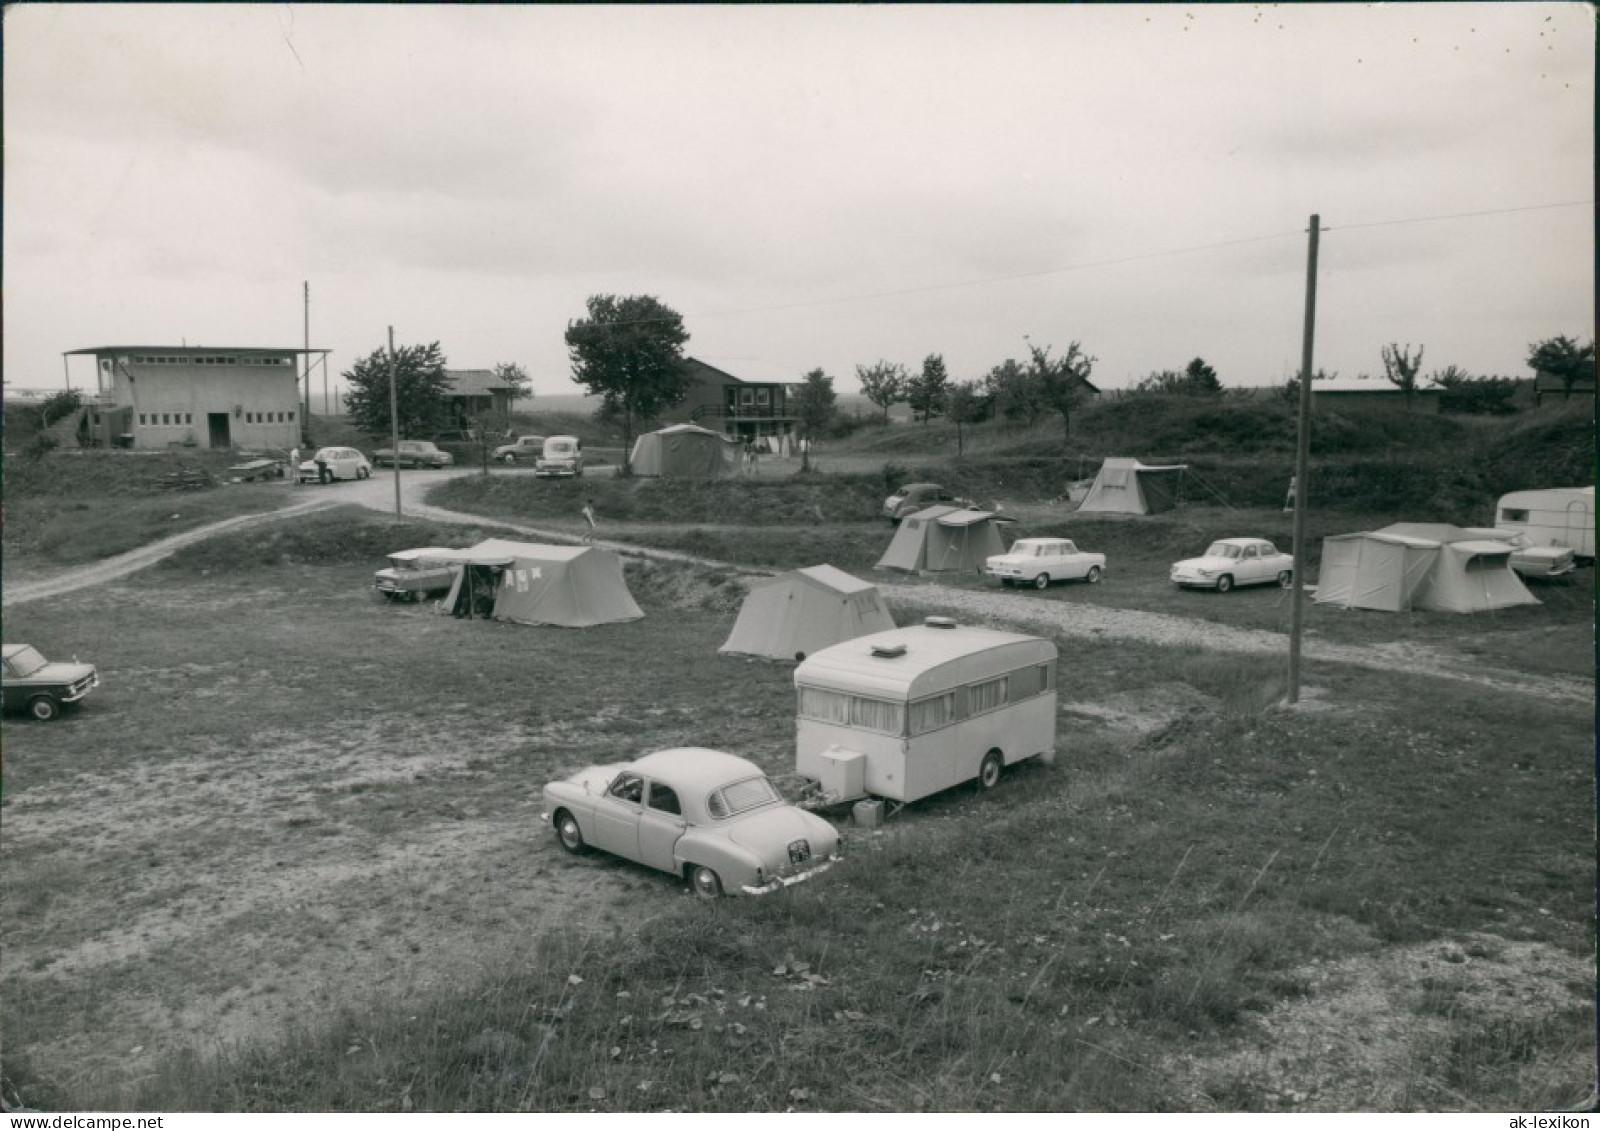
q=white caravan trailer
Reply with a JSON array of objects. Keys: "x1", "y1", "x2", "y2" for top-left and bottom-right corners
[
  {"x1": 1493, "y1": 487, "x2": 1594, "y2": 559},
  {"x1": 793, "y1": 619, "x2": 1057, "y2": 807}
]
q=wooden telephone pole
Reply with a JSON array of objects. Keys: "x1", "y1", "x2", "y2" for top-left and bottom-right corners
[{"x1": 1287, "y1": 214, "x2": 1320, "y2": 704}]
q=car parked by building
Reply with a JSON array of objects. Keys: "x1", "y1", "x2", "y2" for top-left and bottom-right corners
[
  {"x1": 3, "y1": 644, "x2": 100, "y2": 721},
  {"x1": 542, "y1": 748, "x2": 840, "y2": 897},
  {"x1": 373, "y1": 547, "x2": 459, "y2": 602},
  {"x1": 881, "y1": 483, "x2": 973, "y2": 524},
  {"x1": 491, "y1": 434, "x2": 547, "y2": 464},
  {"x1": 1170, "y1": 538, "x2": 1294, "y2": 592},
  {"x1": 985, "y1": 537, "x2": 1106, "y2": 589},
  {"x1": 372, "y1": 440, "x2": 454, "y2": 469},
  {"x1": 297, "y1": 446, "x2": 372, "y2": 483},
  {"x1": 534, "y1": 435, "x2": 584, "y2": 478}
]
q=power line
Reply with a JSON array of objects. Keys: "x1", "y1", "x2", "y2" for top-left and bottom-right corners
[{"x1": 1326, "y1": 198, "x2": 1591, "y2": 233}]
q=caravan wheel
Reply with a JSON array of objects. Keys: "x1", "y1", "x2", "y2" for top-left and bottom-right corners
[{"x1": 978, "y1": 750, "x2": 1003, "y2": 791}]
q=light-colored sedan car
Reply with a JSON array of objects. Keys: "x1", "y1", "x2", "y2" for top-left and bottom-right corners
[
  {"x1": 985, "y1": 537, "x2": 1106, "y2": 589},
  {"x1": 882, "y1": 482, "x2": 973, "y2": 524},
  {"x1": 373, "y1": 440, "x2": 454, "y2": 469},
  {"x1": 1461, "y1": 528, "x2": 1576, "y2": 579},
  {"x1": 373, "y1": 547, "x2": 458, "y2": 602},
  {"x1": 298, "y1": 446, "x2": 372, "y2": 483},
  {"x1": 1171, "y1": 538, "x2": 1295, "y2": 592},
  {"x1": 542, "y1": 748, "x2": 841, "y2": 897}
]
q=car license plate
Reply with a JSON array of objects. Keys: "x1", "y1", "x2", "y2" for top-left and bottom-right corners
[{"x1": 788, "y1": 839, "x2": 811, "y2": 865}]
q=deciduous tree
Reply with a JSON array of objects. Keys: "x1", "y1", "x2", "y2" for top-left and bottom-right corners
[
  {"x1": 1027, "y1": 340, "x2": 1095, "y2": 442},
  {"x1": 565, "y1": 294, "x2": 691, "y2": 475},
  {"x1": 946, "y1": 379, "x2": 984, "y2": 457},
  {"x1": 907, "y1": 353, "x2": 949, "y2": 425},
  {"x1": 493, "y1": 361, "x2": 533, "y2": 402},
  {"x1": 793, "y1": 368, "x2": 837, "y2": 473},
  {"x1": 856, "y1": 360, "x2": 906, "y2": 423},
  {"x1": 985, "y1": 358, "x2": 1045, "y2": 425},
  {"x1": 342, "y1": 340, "x2": 452, "y2": 438},
  {"x1": 1526, "y1": 334, "x2": 1596, "y2": 400},
  {"x1": 1380, "y1": 342, "x2": 1426, "y2": 406}
]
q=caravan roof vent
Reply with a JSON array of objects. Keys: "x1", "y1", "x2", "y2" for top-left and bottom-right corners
[
  {"x1": 924, "y1": 616, "x2": 958, "y2": 629},
  {"x1": 869, "y1": 643, "x2": 908, "y2": 658}
]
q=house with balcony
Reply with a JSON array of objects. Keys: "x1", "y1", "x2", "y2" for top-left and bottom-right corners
[
  {"x1": 61, "y1": 345, "x2": 328, "y2": 450},
  {"x1": 660, "y1": 358, "x2": 798, "y2": 449},
  {"x1": 443, "y1": 368, "x2": 515, "y2": 432}
]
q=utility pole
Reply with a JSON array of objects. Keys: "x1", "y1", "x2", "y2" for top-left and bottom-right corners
[
  {"x1": 302, "y1": 281, "x2": 312, "y2": 434},
  {"x1": 389, "y1": 326, "x2": 402, "y2": 519},
  {"x1": 1287, "y1": 214, "x2": 1320, "y2": 705}
]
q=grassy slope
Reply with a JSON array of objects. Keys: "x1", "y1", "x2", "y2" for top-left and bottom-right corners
[{"x1": 0, "y1": 510, "x2": 1592, "y2": 1112}]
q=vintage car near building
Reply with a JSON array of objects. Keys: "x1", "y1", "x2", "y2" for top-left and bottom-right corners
[
  {"x1": 1461, "y1": 528, "x2": 1577, "y2": 579},
  {"x1": 492, "y1": 434, "x2": 547, "y2": 464},
  {"x1": 1170, "y1": 537, "x2": 1294, "y2": 592},
  {"x1": 985, "y1": 537, "x2": 1106, "y2": 589},
  {"x1": 882, "y1": 483, "x2": 973, "y2": 524},
  {"x1": 372, "y1": 440, "x2": 454, "y2": 469},
  {"x1": 297, "y1": 446, "x2": 372, "y2": 483},
  {"x1": 542, "y1": 748, "x2": 840, "y2": 897},
  {"x1": 534, "y1": 435, "x2": 585, "y2": 478},
  {"x1": 2, "y1": 644, "x2": 100, "y2": 721},
  {"x1": 373, "y1": 547, "x2": 459, "y2": 602}
]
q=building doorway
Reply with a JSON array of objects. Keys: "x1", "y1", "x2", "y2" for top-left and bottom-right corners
[{"x1": 207, "y1": 413, "x2": 231, "y2": 449}]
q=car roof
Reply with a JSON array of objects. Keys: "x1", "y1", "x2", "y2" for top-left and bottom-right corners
[
  {"x1": 1012, "y1": 537, "x2": 1065, "y2": 546},
  {"x1": 629, "y1": 748, "x2": 765, "y2": 794}
]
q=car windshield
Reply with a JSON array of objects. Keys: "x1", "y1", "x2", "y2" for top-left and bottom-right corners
[
  {"x1": 548, "y1": 442, "x2": 574, "y2": 455},
  {"x1": 706, "y1": 775, "x2": 782, "y2": 819},
  {"x1": 7, "y1": 647, "x2": 47, "y2": 676},
  {"x1": 1205, "y1": 542, "x2": 1242, "y2": 559}
]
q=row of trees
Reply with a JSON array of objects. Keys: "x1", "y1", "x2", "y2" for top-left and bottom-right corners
[{"x1": 342, "y1": 346, "x2": 533, "y2": 438}]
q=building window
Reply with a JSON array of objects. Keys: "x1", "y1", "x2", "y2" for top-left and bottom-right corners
[
  {"x1": 756, "y1": 388, "x2": 770, "y2": 406},
  {"x1": 740, "y1": 388, "x2": 754, "y2": 406},
  {"x1": 288, "y1": 411, "x2": 296, "y2": 422},
  {"x1": 162, "y1": 413, "x2": 171, "y2": 425},
  {"x1": 185, "y1": 413, "x2": 192, "y2": 425},
  {"x1": 139, "y1": 414, "x2": 147, "y2": 426}
]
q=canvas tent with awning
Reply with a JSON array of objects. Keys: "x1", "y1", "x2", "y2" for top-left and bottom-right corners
[
  {"x1": 434, "y1": 539, "x2": 644, "y2": 627},
  {"x1": 719, "y1": 565, "x2": 895, "y2": 662},
  {"x1": 629, "y1": 423, "x2": 734, "y2": 477},
  {"x1": 875, "y1": 506, "x2": 1013, "y2": 573},
  {"x1": 1315, "y1": 523, "x2": 1538, "y2": 613},
  {"x1": 1076, "y1": 458, "x2": 1188, "y2": 514}
]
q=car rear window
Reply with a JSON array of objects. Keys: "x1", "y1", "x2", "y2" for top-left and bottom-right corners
[{"x1": 707, "y1": 776, "x2": 781, "y2": 819}]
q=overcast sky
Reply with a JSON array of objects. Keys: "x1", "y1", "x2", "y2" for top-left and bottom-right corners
[{"x1": 5, "y1": 3, "x2": 1593, "y2": 403}]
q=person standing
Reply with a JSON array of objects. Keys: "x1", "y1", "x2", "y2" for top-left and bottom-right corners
[
  {"x1": 289, "y1": 446, "x2": 300, "y2": 485},
  {"x1": 1283, "y1": 474, "x2": 1297, "y2": 512},
  {"x1": 581, "y1": 499, "x2": 597, "y2": 544}
]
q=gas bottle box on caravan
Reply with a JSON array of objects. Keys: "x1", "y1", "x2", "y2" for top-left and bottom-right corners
[{"x1": 792, "y1": 618, "x2": 1057, "y2": 805}]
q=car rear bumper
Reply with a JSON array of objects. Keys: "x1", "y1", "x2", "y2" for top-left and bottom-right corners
[{"x1": 740, "y1": 854, "x2": 840, "y2": 896}]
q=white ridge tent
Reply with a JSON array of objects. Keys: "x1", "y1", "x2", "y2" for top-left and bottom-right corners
[
  {"x1": 629, "y1": 423, "x2": 734, "y2": 477},
  {"x1": 1315, "y1": 523, "x2": 1538, "y2": 613},
  {"x1": 434, "y1": 539, "x2": 644, "y2": 627},
  {"x1": 875, "y1": 506, "x2": 1013, "y2": 573},
  {"x1": 719, "y1": 565, "x2": 895, "y2": 661},
  {"x1": 1076, "y1": 458, "x2": 1188, "y2": 514}
]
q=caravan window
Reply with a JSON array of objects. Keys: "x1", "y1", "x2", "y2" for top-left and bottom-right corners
[
  {"x1": 909, "y1": 692, "x2": 957, "y2": 735},
  {"x1": 1500, "y1": 508, "x2": 1529, "y2": 523},
  {"x1": 850, "y1": 697, "x2": 905, "y2": 735},
  {"x1": 798, "y1": 687, "x2": 851, "y2": 725},
  {"x1": 970, "y1": 677, "x2": 1009, "y2": 714}
]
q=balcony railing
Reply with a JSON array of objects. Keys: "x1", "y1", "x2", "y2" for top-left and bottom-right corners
[{"x1": 692, "y1": 404, "x2": 795, "y2": 422}]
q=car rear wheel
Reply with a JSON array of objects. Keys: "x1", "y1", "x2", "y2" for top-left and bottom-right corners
[
  {"x1": 1215, "y1": 575, "x2": 1234, "y2": 593},
  {"x1": 28, "y1": 695, "x2": 60, "y2": 722},
  {"x1": 1001, "y1": 578, "x2": 1014, "y2": 587},
  {"x1": 502, "y1": 454, "x2": 516, "y2": 464},
  {"x1": 688, "y1": 864, "x2": 723, "y2": 899},
  {"x1": 1277, "y1": 570, "x2": 1293, "y2": 588},
  {"x1": 1033, "y1": 573, "x2": 1050, "y2": 590},
  {"x1": 357, "y1": 467, "x2": 370, "y2": 480},
  {"x1": 978, "y1": 749, "x2": 1003, "y2": 790},
  {"x1": 553, "y1": 810, "x2": 586, "y2": 854},
  {"x1": 1085, "y1": 565, "x2": 1103, "y2": 584}
]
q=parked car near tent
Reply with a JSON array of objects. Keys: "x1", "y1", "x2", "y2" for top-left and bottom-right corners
[
  {"x1": 1170, "y1": 538, "x2": 1294, "y2": 592},
  {"x1": 373, "y1": 547, "x2": 459, "y2": 602},
  {"x1": 793, "y1": 619, "x2": 1057, "y2": 808},
  {"x1": 3, "y1": 644, "x2": 99, "y2": 721},
  {"x1": 535, "y1": 435, "x2": 584, "y2": 478},
  {"x1": 985, "y1": 537, "x2": 1106, "y2": 589},
  {"x1": 429, "y1": 539, "x2": 643, "y2": 626},
  {"x1": 881, "y1": 483, "x2": 973, "y2": 523},
  {"x1": 373, "y1": 440, "x2": 453, "y2": 469},
  {"x1": 1460, "y1": 528, "x2": 1576, "y2": 579},
  {"x1": 298, "y1": 446, "x2": 372, "y2": 483},
  {"x1": 1491, "y1": 487, "x2": 1593, "y2": 559},
  {"x1": 542, "y1": 748, "x2": 841, "y2": 897}
]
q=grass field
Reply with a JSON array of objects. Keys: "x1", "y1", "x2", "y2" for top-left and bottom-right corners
[{"x1": 1, "y1": 507, "x2": 1592, "y2": 1112}]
